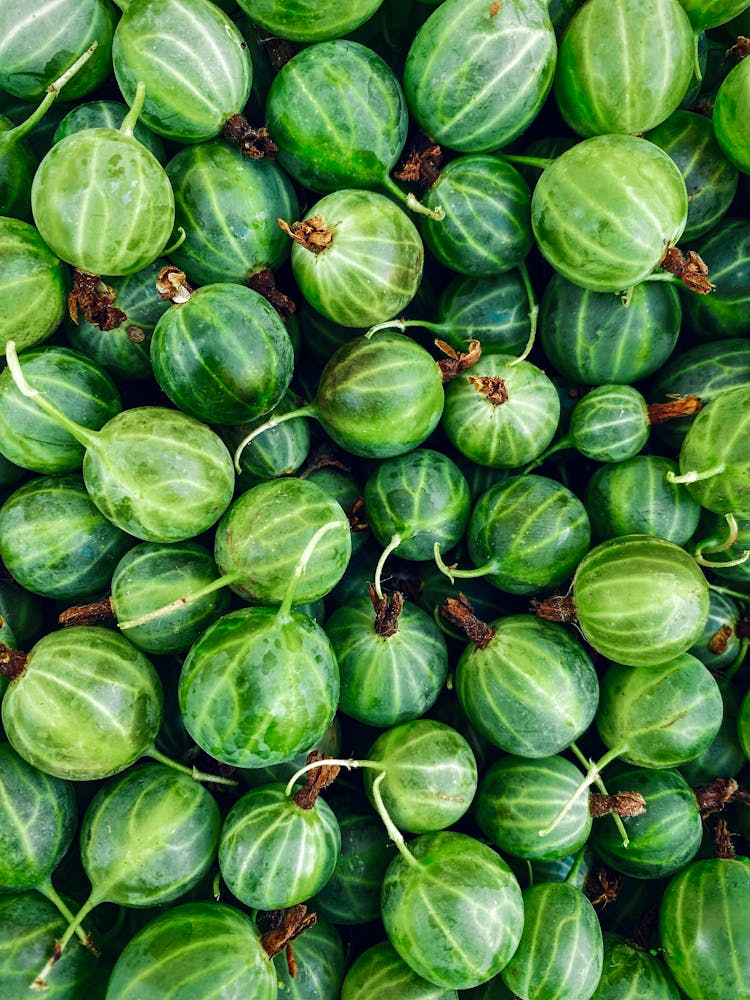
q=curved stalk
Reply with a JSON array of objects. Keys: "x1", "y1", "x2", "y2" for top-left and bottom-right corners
[
  {"x1": 569, "y1": 742, "x2": 630, "y2": 848},
  {"x1": 374, "y1": 533, "x2": 402, "y2": 600},
  {"x1": 538, "y1": 745, "x2": 623, "y2": 840},
  {"x1": 233, "y1": 405, "x2": 316, "y2": 472},
  {"x1": 30, "y1": 891, "x2": 103, "y2": 991},
  {"x1": 117, "y1": 574, "x2": 233, "y2": 631},
  {"x1": 120, "y1": 81, "x2": 146, "y2": 138},
  {"x1": 433, "y1": 541, "x2": 492, "y2": 584},
  {"x1": 667, "y1": 464, "x2": 726, "y2": 485},
  {"x1": 283, "y1": 756, "x2": 385, "y2": 798},
  {"x1": 371, "y1": 770, "x2": 421, "y2": 870},
  {"x1": 381, "y1": 175, "x2": 445, "y2": 220},
  {"x1": 36, "y1": 879, "x2": 97, "y2": 950},
  {"x1": 507, "y1": 262, "x2": 538, "y2": 367},
  {"x1": 147, "y1": 746, "x2": 237, "y2": 787},
  {"x1": 277, "y1": 520, "x2": 342, "y2": 621}
]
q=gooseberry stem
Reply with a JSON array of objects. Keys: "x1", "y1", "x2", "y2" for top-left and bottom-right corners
[
  {"x1": 564, "y1": 845, "x2": 589, "y2": 886},
  {"x1": 569, "y1": 742, "x2": 630, "y2": 848},
  {"x1": 37, "y1": 879, "x2": 96, "y2": 950},
  {"x1": 120, "y1": 80, "x2": 146, "y2": 138},
  {"x1": 371, "y1": 769, "x2": 420, "y2": 870},
  {"x1": 374, "y1": 533, "x2": 402, "y2": 600},
  {"x1": 522, "y1": 435, "x2": 572, "y2": 474},
  {"x1": 725, "y1": 638, "x2": 749, "y2": 681},
  {"x1": 147, "y1": 746, "x2": 238, "y2": 787},
  {"x1": 31, "y1": 891, "x2": 103, "y2": 991},
  {"x1": 693, "y1": 31, "x2": 703, "y2": 83},
  {"x1": 382, "y1": 175, "x2": 445, "y2": 220},
  {"x1": 508, "y1": 262, "x2": 538, "y2": 367},
  {"x1": 538, "y1": 745, "x2": 622, "y2": 839},
  {"x1": 433, "y1": 541, "x2": 491, "y2": 583},
  {"x1": 283, "y1": 757, "x2": 385, "y2": 798},
  {"x1": 364, "y1": 318, "x2": 444, "y2": 339},
  {"x1": 116, "y1": 574, "x2": 232, "y2": 631},
  {"x1": 667, "y1": 464, "x2": 726, "y2": 485},
  {"x1": 499, "y1": 154, "x2": 554, "y2": 170},
  {"x1": 694, "y1": 514, "x2": 749, "y2": 567},
  {"x1": 233, "y1": 405, "x2": 315, "y2": 473},
  {"x1": 8, "y1": 42, "x2": 98, "y2": 141},
  {"x1": 277, "y1": 520, "x2": 343, "y2": 621}
]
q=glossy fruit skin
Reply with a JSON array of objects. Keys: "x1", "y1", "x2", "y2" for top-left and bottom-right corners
[
  {"x1": 272, "y1": 916, "x2": 345, "y2": 1000},
  {"x1": 381, "y1": 831, "x2": 524, "y2": 990},
  {"x1": 404, "y1": 0, "x2": 557, "y2": 153},
  {"x1": 151, "y1": 284, "x2": 294, "y2": 425},
  {"x1": 267, "y1": 40, "x2": 407, "y2": 193},
  {"x1": 178, "y1": 606, "x2": 339, "y2": 768},
  {"x1": 573, "y1": 535, "x2": 710, "y2": 667},
  {"x1": 680, "y1": 219, "x2": 750, "y2": 340},
  {"x1": 83, "y1": 406, "x2": 235, "y2": 544},
  {"x1": 219, "y1": 783, "x2": 341, "y2": 909},
  {"x1": 501, "y1": 882, "x2": 603, "y2": 1000},
  {"x1": 455, "y1": 615, "x2": 599, "y2": 757},
  {"x1": 0, "y1": 217, "x2": 67, "y2": 356},
  {"x1": 342, "y1": 940, "x2": 457, "y2": 999},
  {"x1": 475, "y1": 755, "x2": 592, "y2": 862},
  {"x1": 289, "y1": 190, "x2": 423, "y2": 328},
  {"x1": 238, "y1": 0, "x2": 384, "y2": 41},
  {"x1": 104, "y1": 902, "x2": 277, "y2": 1000},
  {"x1": 2, "y1": 626, "x2": 163, "y2": 782},
  {"x1": 554, "y1": 0, "x2": 694, "y2": 137},
  {"x1": 659, "y1": 859, "x2": 750, "y2": 1000},
  {"x1": 113, "y1": 0, "x2": 252, "y2": 143},
  {"x1": 532, "y1": 135, "x2": 687, "y2": 292},
  {"x1": 435, "y1": 271, "x2": 533, "y2": 357},
  {"x1": 593, "y1": 932, "x2": 680, "y2": 1000},
  {"x1": 31, "y1": 128, "x2": 175, "y2": 276},
  {"x1": 313, "y1": 332, "x2": 444, "y2": 458},
  {"x1": 54, "y1": 99, "x2": 166, "y2": 162},
  {"x1": 713, "y1": 57, "x2": 750, "y2": 175}
]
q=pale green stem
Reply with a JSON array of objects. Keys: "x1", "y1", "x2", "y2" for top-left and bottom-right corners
[
  {"x1": 640, "y1": 272, "x2": 682, "y2": 284},
  {"x1": 163, "y1": 226, "x2": 187, "y2": 255},
  {"x1": 538, "y1": 745, "x2": 622, "y2": 839},
  {"x1": 30, "y1": 892, "x2": 102, "y2": 991},
  {"x1": 5, "y1": 342, "x2": 97, "y2": 449},
  {"x1": 120, "y1": 81, "x2": 147, "y2": 138},
  {"x1": 694, "y1": 514, "x2": 740, "y2": 560},
  {"x1": 522, "y1": 435, "x2": 572, "y2": 475},
  {"x1": 508, "y1": 262, "x2": 538, "y2": 366},
  {"x1": 233, "y1": 405, "x2": 315, "y2": 472},
  {"x1": 374, "y1": 533, "x2": 402, "y2": 600},
  {"x1": 708, "y1": 583, "x2": 750, "y2": 601},
  {"x1": 7, "y1": 42, "x2": 98, "y2": 142},
  {"x1": 36, "y1": 879, "x2": 96, "y2": 950},
  {"x1": 433, "y1": 541, "x2": 491, "y2": 584},
  {"x1": 277, "y1": 520, "x2": 342, "y2": 621},
  {"x1": 371, "y1": 769, "x2": 420, "y2": 869},
  {"x1": 569, "y1": 742, "x2": 630, "y2": 848},
  {"x1": 667, "y1": 464, "x2": 726, "y2": 485},
  {"x1": 725, "y1": 638, "x2": 749, "y2": 681},
  {"x1": 693, "y1": 31, "x2": 703, "y2": 83},
  {"x1": 499, "y1": 154, "x2": 554, "y2": 170},
  {"x1": 382, "y1": 175, "x2": 445, "y2": 220},
  {"x1": 564, "y1": 844, "x2": 589, "y2": 885},
  {"x1": 117, "y1": 573, "x2": 234, "y2": 631},
  {"x1": 364, "y1": 318, "x2": 444, "y2": 339},
  {"x1": 147, "y1": 746, "x2": 237, "y2": 787},
  {"x1": 696, "y1": 550, "x2": 750, "y2": 569},
  {"x1": 283, "y1": 756, "x2": 385, "y2": 798}
]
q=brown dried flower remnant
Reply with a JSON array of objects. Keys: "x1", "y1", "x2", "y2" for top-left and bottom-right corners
[
  {"x1": 68, "y1": 270, "x2": 127, "y2": 331},
  {"x1": 586, "y1": 862, "x2": 624, "y2": 908},
  {"x1": 531, "y1": 595, "x2": 578, "y2": 623},
  {"x1": 259, "y1": 904, "x2": 317, "y2": 976},
  {"x1": 248, "y1": 268, "x2": 296, "y2": 321},
  {"x1": 489, "y1": 1, "x2": 502, "y2": 17},
  {"x1": 292, "y1": 750, "x2": 341, "y2": 810},
  {"x1": 589, "y1": 791, "x2": 647, "y2": 818},
  {"x1": 278, "y1": 215, "x2": 334, "y2": 254},
  {"x1": 156, "y1": 265, "x2": 192, "y2": 303},
  {"x1": 440, "y1": 594, "x2": 495, "y2": 649},
  {"x1": 222, "y1": 114, "x2": 278, "y2": 159},
  {"x1": 468, "y1": 374, "x2": 508, "y2": 406},
  {"x1": 369, "y1": 583, "x2": 403, "y2": 638},
  {"x1": 660, "y1": 246, "x2": 714, "y2": 294},
  {"x1": 694, "y1": 777, "x2": 740, "y2": 819},
  {"x1": 437, "y1": 339, "x2": 482, "y2": 382},
  {"x1": 393, "y1": 141, "x2": 443, "y2": 189},
  {"x1": 647, "y1": 394, "x2": 702, "y2": 425}
]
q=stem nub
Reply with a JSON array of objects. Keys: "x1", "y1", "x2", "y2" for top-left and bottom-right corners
[{"x1": 439, "y1": 594, "x2": 495, "y2": 649}]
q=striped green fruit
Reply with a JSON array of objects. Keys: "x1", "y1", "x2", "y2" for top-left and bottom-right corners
[
  {"x1": 713, "y1": 57, "x2": 750, "y2": 174},
  {"x1": 404, "y1": 0, "x2": 557, "y2": 153},
  {"x1": 342, "y1": 940, "x2": 458, "y2": 1000},
  {"x1": 442, "y1": 354, "x2": 560, "y2": 468},
  {"x1": 273, "y1": 917, "x2": 345, "y2": 1000},
  {"x1": 584, "y1": 456, "x2": 700, "y2": 545},
  {"x1": 464, "y1": 475, "x2": 591, "y2": 595},
  {"x1": 539, "y1": 273, "x2": 681, "y2": 385},
  {"x1": 104, "y1": 903, "x2": 277, "y2": 1000},
  {"x1": 419, "y1": 156, "x2": 532, "y2": 276},
  {"x1": 572, "y1": 535, "x2": 710, "y2": 666},
  {"x1": 431, "y1": 271, "x2": 533, "y2": 357},
  {"x1": 0, "y1": 218, "x2": 67, "y2": 356},
  {"x1": 678, "y1": 385, "x2": 750, "y2": 517},
  {"x1": 660, "y1": 858, "x2": 750, "y2": 1000},
  {"x1": 647, "y1": 111, "x2": 738, "y2": 241},
  {"x1": 266, "y1": 40, "x2": 408, "y2": 196},
  {"x1": 113, "y1": 0, "x2": 252, "y2": 143},
  {"x1": 362, "y1": 720, "x2": 477, "y2": 834},
  {"x1": 304, "y1": 466, "x2": 368, "y2": 554},
  {"x1": 237, "y1": 0, "x2": 384, "y2": 41},
  {"x1": 532, "y1": 135, "x2": 687, "y2": 292},
  {"x1": 596, "y1": 655, "x2": 723, "y2": 768},
  {"x1": 324, "y1": 593, "x2": 448, "y2": 727},
  {"x1": 568, "y1": 385, "x2": 650, "y2": 463},
  {"x1": 0, "y1": 0, "x2": 115, "y2": 101},
  {"x1": 2, "y1": 626, "x2": 163, "y2": 781},
  {"x1": 592, "y1": 932, "x2": 680, "y2": 1000},
  {"x1": 113, "y1": 541, "x2": 230, "y2": 654},
  {"x1": 475, "y1": 755, "x2": 593, "y2": 862},
  {"x1": 151, "y1": 284, "x2": 294, "y2": 425},
  {"x1": 680, "y1": 0, "x2": 750, "y2": 28},
  {"x1": 286, "y1": 189, "x2": 423, "y2": 328},
  {"x1": 501, "y1": 882, "x2": 603, "y2": 1000},
  {"x1": 680, "y1": 677, "x2": 745, "y2": 785},
  {"x1": 554, "y1": 0, "x2": 694, "y2": 137},
  {"x1": 54, "y1": 100, "x2": 166, "y2": 163},
  {"x1": 680, "y1": 219, "x2": 750, "y2": 340},
  {"x1": 381, "y1": 832, "x2": 524, "y2": 990},
  {"x1": 0, "y1": 474, "x2": 133, "y2": 601},
  {"x1": 688, "y1": 588, "x2": 742, "y2": 670},
  {"x1": 166, "y1": 141, "x2": 297, "y2": 286},
  {"x1": 0, "y1": 347, "x2": 121, "y2": 473},
  {"x1": 0, "y1": 112, "x2": 38, "y2": 222},
  {"x1": 31, "y1": 123, "x2": 175, "y2": 276},
  {"x1": 178, "y1": 606, "x2": 339, "y2": 768},
  {"x1": 591, "y1": 765, "x2": 703, "y2": 878},
  {"x1": 219, "y1": 782, "x2": 341, "y2": 909},
  {"x1": 455, "y1": 615, "x2": 599, "y2": 757}
]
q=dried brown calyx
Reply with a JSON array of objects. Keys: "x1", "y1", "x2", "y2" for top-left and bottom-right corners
[
  {"x1": 292, "y1": 751, "x2": 340, "y2": 810},
  {"x1": 585, "y1": 861, "x2": 624, "y2": 908},
  {"x1": 589, "y1": 791, "x2": 647, "y2": 818},
  {"x1": 222, "y1": 114, "x2": 278, "y2": 159},
  {"x1": 369, "y1": 583, "x2": 403, "y2": 638},
  {"x1": 253, "y1": 25, "x2": 297, "y2": 70},
  {"x1": 0, "y1": 642, "x2": 27, "y2": 681},
  {"x1": 248, "y1": 268, "x2": 296, "y2": 321},
  {"x1": 393, "y1": 137, "x2": 443, "y2": 190},
  {"x1": 709, "y1": 624, "x2": 733, "y2": 655},
  {"x1": 489, "y1": 1, "x2": 502, "y2": 17},
  {"x1": 694, "y1": 777, "x2": 740, "y2": 819},
  {"x1": 259, "y1": 904, "x2": 317, "y2": 976},
  {"x1": 156, "y1": 266, "x2": 192, "y2": 303},
  {"x1": 531, "y1": 595, "x2": 578, "y2": 623},
  {"x1": 58, "y1": 597, "x2": 115, "y2": 629},
  {"x1": 278, "y1": 215, "x2": 333, "y2": 254},
  {"x1": 468, "y1": 374, "x2": 508, "y2": 406},
  {"x1": 660, "y1": 246, "x2": 715, "y2": 294},
  {"x1": 68, "y1": 270, "x2": 127, "y2": 331},
  {"x1": 714, "y1": 818, "x2": 737, "y2": 860},
  {"x1": 347, "y1": 497, "x2": 368, "y2": 534},
  {"x1": 437, "y1": 339, "x2": 482, "y2": 383},
  {"x1": 726, "y1": 36, "x2": 750, "y2": 62},
  {"x1": 647, "y1": 394, "x2": 702, "y2": 425},
  {"x1": 440, "y1": 594, "x2": 495, "y2": 649}
]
